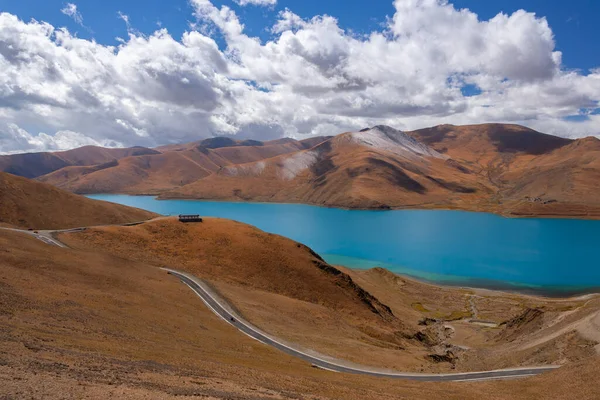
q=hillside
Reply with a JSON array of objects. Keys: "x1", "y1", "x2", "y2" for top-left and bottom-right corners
[
  {"x1": 162, "y1": 125, "x2": 492, "y2": 209},
  {"x1": 58, "y1": 218, "x2": 396, "y2": 320},
  {"x1": 38, "y1": 151, "x2": 216, "y2": 194},
  {"x1": 59, "y1": 218, "x2": 462, "y2": 372},
  {"x1": 155, "y1": 124, "x2": 600, "y2": 217},
  {"x1": 0, "y1": 145, "x2": 159, "y2": 179},
  {"x1": 3, "y1": 228, "x2": 600, "y2": 399},
  {"x1": 346, "y1": 267, "x2": 600, "y2": 372},
  {"x1": 36, "y1": 136, "x2": 331, "y2": 194},
  {"x1": 56, "y1": 217, "x2": 600, "y2": 374},
  {"x1": 407, "y1": 124, "x2": 600, "y2": 217},
  {"x1": 0, "y1": 172, "x2": 156, "y2": 229},
  {"x1": 6, "y1": 124, "x2": 600, "y2": 217}
]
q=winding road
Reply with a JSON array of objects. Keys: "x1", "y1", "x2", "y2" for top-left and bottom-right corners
[
  {"x1": 0, "y1": 223, "x2": 561, "y2": 382},
  {"x1": 162, "y1": 267, "x2": 560, "y2": 382}
]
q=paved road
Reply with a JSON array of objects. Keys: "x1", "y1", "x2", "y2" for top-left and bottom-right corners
[
  {"x1": 0, "y1": 225, "x2": 561, "y2": 382},
  {"x1": 0, "y1": 227, "x2": 67, "y2": 248},
  {"x1": 163, "y1": 268, "x2": 560, "y2": 382}
]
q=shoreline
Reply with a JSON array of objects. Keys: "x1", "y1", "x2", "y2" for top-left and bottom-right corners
[
  {"x1": 83, "y1": 195, "x2": 600, "y2": 298},
  {"x1": 85, "y1": 193, "x2": 600, "y2": 221},
  {"x1": 361, "y1": 267, "x2": 600, "y2": 301}
]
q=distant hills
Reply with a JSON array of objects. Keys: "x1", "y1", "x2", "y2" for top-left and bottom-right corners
[
  {"x1": 2, "y1": 123, "x2": 600, "y2": 218},
  {"x1": 32, "y1": 136, "x2": 331, "y2": 195}
]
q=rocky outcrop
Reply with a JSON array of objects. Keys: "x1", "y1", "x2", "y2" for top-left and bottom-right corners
[
  {"x1": 497, "y1": 308, "x2": 545, "y2": 342},
  {"x1": 307, "y1": 253, "x2": 396, "y2": 322}
]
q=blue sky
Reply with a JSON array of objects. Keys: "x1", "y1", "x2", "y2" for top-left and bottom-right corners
[
  {"x1": 2, "y1": 0, "x2": 598, "y2": 71},
  {"x1": 0, "y1": 0, "x2": 599, "y2": 153}
]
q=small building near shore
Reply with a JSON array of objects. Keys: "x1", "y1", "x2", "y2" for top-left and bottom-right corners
[{"x1": 179, "y1": 214, "x2": 203, "y2": 223}]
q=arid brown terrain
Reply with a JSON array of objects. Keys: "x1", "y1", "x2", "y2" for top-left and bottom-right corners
[
  {"x1": 57, "y1": 218, "x2": 600, "y2": 374},
  {"x1": 4, "y1": 123, "x2": 598, "y2": 218},
  {"x1": 2, "y1": 132, "x2": 600, "y2": 398},
  {"x1": 0, "y1": 172, "x2": 156, "y2": 229},
  {"x1": 2, "y1": 215, "x2": 600, "y2": 399},
  {"x1": 0, "y1": 145, "x2": 160, "y2": 178},
  {"x1": 163, "y1": 124, "x2": 600, "y2": 218},
  {"x1": 34, "y1": 136, "x2": 330, "y2": 195}
]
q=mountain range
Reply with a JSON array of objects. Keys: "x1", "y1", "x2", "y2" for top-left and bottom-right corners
[
  {"x1": 2, "y1": 123, "x2": 599, "y2": 218},
  {"x1": 2, "y1": 133, "x2": 600, "y2": 398}
]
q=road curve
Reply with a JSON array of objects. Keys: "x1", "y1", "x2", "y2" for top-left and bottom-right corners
[
  {"x1": 0, "y1": 226, "x2": 561, "y2": 382},
  {"x1": 163, "y1": 268, "x2": 560, "y2": 382},
  {"x1": 0, "y1": 227, "x2": 68, "y2": 248}
]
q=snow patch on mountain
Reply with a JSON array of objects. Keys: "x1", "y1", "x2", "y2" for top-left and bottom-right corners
[
  {"x1": 224, "y1": 161, "x2": 266, "y2": 177},
  {"x1": 351, "y1": 125, "x2": 446, "y2": 159},
  {"x1": 278, "y1": 151, "x2": 318, "y2": 180}
]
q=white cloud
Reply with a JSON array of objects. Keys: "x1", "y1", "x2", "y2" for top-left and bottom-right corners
[
  {"x1": 0, "y1": 0, "x2": 599, "y2": 154},
  {"x1": 61, "y1": 3, "x2": 83, "y2": 26},
  {"x1": 117, "y1": 11, "x2": 129, "y2": 25},
  {"x1": 234, "y1": 0, "x2": 277, "y2": 7},
  {"x1": 0, "y1": 123, "x2": 122, "y2": 154}
]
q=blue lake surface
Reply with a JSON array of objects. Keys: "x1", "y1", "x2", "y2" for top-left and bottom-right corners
[{"x1": 88, "y1": 194, "x2": 600, "y2": 296}]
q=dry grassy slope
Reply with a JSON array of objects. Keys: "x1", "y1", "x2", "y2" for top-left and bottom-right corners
[
  {"x1": 38, "y1": 137, "x2": 331, "y2": 195},
  {"x1": 406, "y1": 123, "x2": 574, "y2": 164},
  {"x1": 60, "y1": 219, "x2": 473, "y2": 372},
  {"x1": 56, "y1": 217, "x2": 600, "y2": 374},
  {"x1": 162, "y1": 128, "x2": 490, "y2": 209},
  {"x1": 499, "y1": 137, "x2": 600, "y2": 202},
  {"x1": 58, "y1": 218, "x2": 399, "y2": 326},
  {"x1": 0, "y1": 172, "x2": 156, "y2": 229},
  {"x1": 38, "y1": 151, "x2": 214, "y2": 194},
  {"x1": 407, "y1": 123, "x2": 600, "y2": 216},
  {"x1": 4, "y1": 229, "x2": 600, "y2": 399},
  {"x1": 0, "y1": 146, "x2": 159, "y2": 179}
]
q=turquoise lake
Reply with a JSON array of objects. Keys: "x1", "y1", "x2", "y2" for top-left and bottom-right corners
[{"x1": 88, "y1": 194, "x2": 600, "y2": 296}]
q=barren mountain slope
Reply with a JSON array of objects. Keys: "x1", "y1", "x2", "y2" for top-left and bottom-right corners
[
  {"x1": 0, "y1": 145, "x2": 159, "y2": 178},
  {"x1": 38, "y1": 136, "x2": 331, "y2": 194},
  {"x1": 38, "y1": 151, "x2": 215, "y2": 194},
  {"x1": 59, "y1": 218, "x2": 457, "y2": 372},
  {"x1": 0, "y1": 172, "x2": 156, "y2": 229},
  {"x1": 3, "y1": 228, "x2": 600, "y2": 399},
  {"x1": 57, "y1": 217, "x2": 600, "y2": 373},
  {"x1": 58, "y1": 218, "x2": 404, "y2": 326},
  {"x1": 407, "y1": 124, "x2": 600, "y2": 217},
  {"x1": 407, "y1": 123, "x2": 573, "y2": 164},
  {"x1": 162, "y1": 126, "x2": 490, "y2": 209}
]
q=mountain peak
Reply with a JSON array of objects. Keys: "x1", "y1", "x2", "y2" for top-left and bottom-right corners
[{"x1": 350, "y1": 126, "x2": 445, "y2": 159}]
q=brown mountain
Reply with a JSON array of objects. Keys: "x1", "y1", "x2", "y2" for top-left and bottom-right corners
[
  {"x1": 157, "y1": 124, "x2": 600, "y2": 217},
  {"x1": 37, "y1": 136, "x2": 331, "y2": 194},
  {"x1": 6, "y1": 124, "x2": 600, "y2": 218},
  {"x1": 0, "y1": 172, "x2": 156, "y2": 229},
  {"x1": 162, "y1": 125, "x2": 492, "y2": 209},
  {"x1": 407, "y1": 124, "x2": 600, "y2": 217},
  {"x1": 0, "y1": 145, "x2": 160, "y2": 179}
]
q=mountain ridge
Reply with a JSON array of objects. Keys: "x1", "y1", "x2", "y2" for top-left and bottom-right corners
[{"x1": 3, "y1": 123, "x2": 600, "y2": 218}]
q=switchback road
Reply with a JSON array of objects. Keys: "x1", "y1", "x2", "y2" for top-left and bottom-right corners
[{"x1": 162, "y1": 267, "x2": 560, "y2": 382}]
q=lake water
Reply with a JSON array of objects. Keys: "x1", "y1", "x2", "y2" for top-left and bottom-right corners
[{"x1": 88, "y1": 194, "x2": 600, "y2": 296}]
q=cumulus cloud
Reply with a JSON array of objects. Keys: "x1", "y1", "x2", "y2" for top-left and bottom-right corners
[
  {"x1": 0, "y1": 123, "x2": 122, "y2": 154},
  {"x1": 0, "y1": 0, "x2": 599, "y2": 154}
]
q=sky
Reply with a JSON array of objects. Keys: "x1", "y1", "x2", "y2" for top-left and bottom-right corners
[{"x1": 0, "y1": 0, "x2": 599, "y2": 153}]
